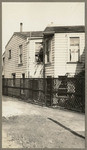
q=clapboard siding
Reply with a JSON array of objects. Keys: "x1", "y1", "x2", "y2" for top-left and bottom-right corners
[
  {"x1": 45, "y1": 36, "x2": 55, "y2": 77},
  {"x1": 54, "y1": 33, "x2": 67, "y2": 77},
  {"x1": 54, "y1": 33, "x2": 85, "y2": 77},
  {"x1": 4, "y1": 34, "x2": 28, "y2": 78},
  {"x1": 3, "y1": 34, "x2": 43, "y2": 78}
]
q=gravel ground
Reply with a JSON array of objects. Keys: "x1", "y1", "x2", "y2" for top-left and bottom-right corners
[{"x1": 2, "y1": 96, "x2": 85, "y2": 148}]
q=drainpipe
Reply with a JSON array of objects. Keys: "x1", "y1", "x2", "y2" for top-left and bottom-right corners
[{"x1": 43, "y1": 35, "x2": 46, "y2": 106}]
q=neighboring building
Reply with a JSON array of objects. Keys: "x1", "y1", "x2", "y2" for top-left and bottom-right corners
[
  {"x1": 43, "y1": 25, "x2": 85, "y2": 77},
  {"x1": 2, "y1": 23, "x2": 43, "y2": 78}
]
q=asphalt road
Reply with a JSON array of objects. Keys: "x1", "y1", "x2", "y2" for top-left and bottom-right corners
[{"x1": 2, "y1": 96, "x2": 85, "y2": 148}]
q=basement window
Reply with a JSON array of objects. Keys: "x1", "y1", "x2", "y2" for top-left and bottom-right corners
[
  {"x1": 12, "y1": 73, "x2": 16, "y2": 86},
  {"x1": 22, "y1": 73, "x2": 25, "y2": 78},
  {"x1": 35, "y1": 42, "x2": 43, "y2": 63}
]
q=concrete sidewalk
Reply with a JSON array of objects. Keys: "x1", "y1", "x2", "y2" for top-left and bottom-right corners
[{"x1": 2, "y1": 96, "x2": 85, "y2": 148}]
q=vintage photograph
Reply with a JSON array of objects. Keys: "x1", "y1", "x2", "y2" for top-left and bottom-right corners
[{"x1": 2, "y1": 2, "x2": 85, "y2": 148}]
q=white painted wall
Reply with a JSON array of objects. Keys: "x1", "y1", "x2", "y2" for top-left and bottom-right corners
[
  {"x1": 3, "y1": 34, "x2": 28, "y2": 78},
  {"x1": 54, "y1": 32, "x2": 85, "y2": 77}
]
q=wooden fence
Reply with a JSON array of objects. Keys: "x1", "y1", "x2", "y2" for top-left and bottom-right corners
[{"x1": 2, "y1": 77, "x2": 85, "y2": 112}]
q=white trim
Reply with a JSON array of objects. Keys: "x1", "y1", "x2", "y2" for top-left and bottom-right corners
[{"x1": 67, "y1": 34, "x2": 81, "y2": 62}]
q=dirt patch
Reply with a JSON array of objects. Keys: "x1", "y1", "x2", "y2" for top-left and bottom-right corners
[
  {"x1": 2, "y1": 96, "x2": 85, "y2": 148},
  {"x1": 2, "y1": 115, "x2": 85, "y2": 148}
]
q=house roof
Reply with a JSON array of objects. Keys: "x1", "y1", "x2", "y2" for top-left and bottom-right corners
[
  {"x1": 14, "y1": 31, "x2": 43, "y2": 38},
  {"x1": 43, "y1": 26, "x2": 85, "y2": 34},
  {"x1": 5, "y1": 31, "x2": 43, "y2": 48}
]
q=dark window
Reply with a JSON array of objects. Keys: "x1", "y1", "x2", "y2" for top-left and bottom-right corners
[
  {"x1": 2, "y1": 75, "x2": 4, "y2": 78},
  {"x1": 22, "y1": 73, "x2": 25, "y2": 78},
  {"x1": 19, "y1": 45, "x2": 23, "y2": 64},
  {"x1": 47, "y1": 76, "x2": 52, "y2": 78},
  {"x1": 3, "y1": 57, "x2": 5, "y2": 65},
  {"x1": 9, "y1": 50, "x2": 11, "y2": 59},
  {"x1": 35, "y1": 42, "x2": 43, "y2": 62},
  {"x1": 12, "y1": 73, "x2": 16, "y2": 86}
]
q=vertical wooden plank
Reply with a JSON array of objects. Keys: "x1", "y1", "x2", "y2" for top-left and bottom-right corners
[
  {"x1": 32, "y1": 79, "x2": 34, "y2": 101},
  {"x1": 20, "y1": 78, "x2": 21, "y2": 97},
  {"x1": 82, "y1": 77, "x2": 85, "y2": 112},
  {"x1": 7, "y1": 78, "x2": 8, "y2": 96},
  {"x1": 50, "y1": 78, "x2": 53, "y2": 106}
]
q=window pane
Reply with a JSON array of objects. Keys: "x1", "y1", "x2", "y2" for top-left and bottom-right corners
[
  {"x1": 70, "y1": 37, "x2": 79, "y2": 46},
  {"x1": 35, "y1": 42, "x2": 42, "y2": 53}
]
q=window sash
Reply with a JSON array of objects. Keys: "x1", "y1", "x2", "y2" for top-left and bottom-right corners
[{"x1": 69, "y1": 37, "x2": 80, "y2": 62}]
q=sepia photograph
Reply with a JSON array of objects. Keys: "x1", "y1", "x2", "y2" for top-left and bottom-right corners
[{"x1": 2, "y1": 2, "x2": 85, "y2": 148}]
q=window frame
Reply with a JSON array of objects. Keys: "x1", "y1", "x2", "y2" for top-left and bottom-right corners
[
  {"x1": 68, "y1": 36, "x2": 81, "y2": 63},
  {"x1": 35, "y1": 42, "x2": 43, "y2": 63},
  {"x1": 19, "y1": 45, "x2": 23, "y2": 64}
]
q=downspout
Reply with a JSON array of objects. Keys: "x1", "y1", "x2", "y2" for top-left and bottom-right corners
[
  {"x1": 26, "y1": 32, "x2": 31, "y2": 78},
  {"x1": 43, "y1": 35, "x2": 46, "y2": 106},
  {"x1": 26, "y1": 39, "x2": 29, "y2": 78}
]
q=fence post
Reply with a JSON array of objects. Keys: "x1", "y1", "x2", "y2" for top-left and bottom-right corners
[
  {"x1": 20, "y1": 78, "x2": 21, "y2": 97},
  {"x1": 43, "y1": 77, "x2": 46, "y2": 106},
  {"x1": 7, "y1": 78, "x2": 8, "y2": 96},
  {"x1": 32, "y1": 79, "x2": 34, "y2": 102},
  {"x1": 2, "y1": 78, "x2": 4, "y2": 95},
  {"x1": 82, "y1": 77, "x2": 85, "y2": 112},
  {"x1": 50, "y1": 78, "x2": 53, "y2": 106}
]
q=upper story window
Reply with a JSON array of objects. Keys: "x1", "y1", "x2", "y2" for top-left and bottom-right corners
[
  {"x1": 35, "y1": 42, "x2": 43, "y2": 63},
  {"x1": 19, "y1": 45, "x2": 23, "y2": 64},
  {"x1": 8, "y1": 50, "x2": 11, "y2": 59},
  {"x1": 69, "y1": 37, "x2": 80, "y2": 62},
  {"x1": 3, "y1": 57, "x2": 5, "y2": 65},
  {"x1": 45, "y1": 39, "x2": 51, "y2": 64}
]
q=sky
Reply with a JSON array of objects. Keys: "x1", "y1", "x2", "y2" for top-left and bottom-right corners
[{"x1": 2, "y1": 2, "x2": 85, "y2": 53}]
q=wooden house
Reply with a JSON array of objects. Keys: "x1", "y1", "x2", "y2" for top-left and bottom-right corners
[
  {"x1": 2, "y1": 24, "x2": 85, "y2": 79},
  {"x1": 2, "y1": 23, "x2": 43, "y2": 78},
  {"x1": 43, "y1": 26, "x2": 85, "y2": 77}
]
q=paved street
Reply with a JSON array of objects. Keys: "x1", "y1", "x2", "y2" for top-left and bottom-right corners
[{"x1": 2, "y1": 96, "x2": 85, "y2": 148}]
